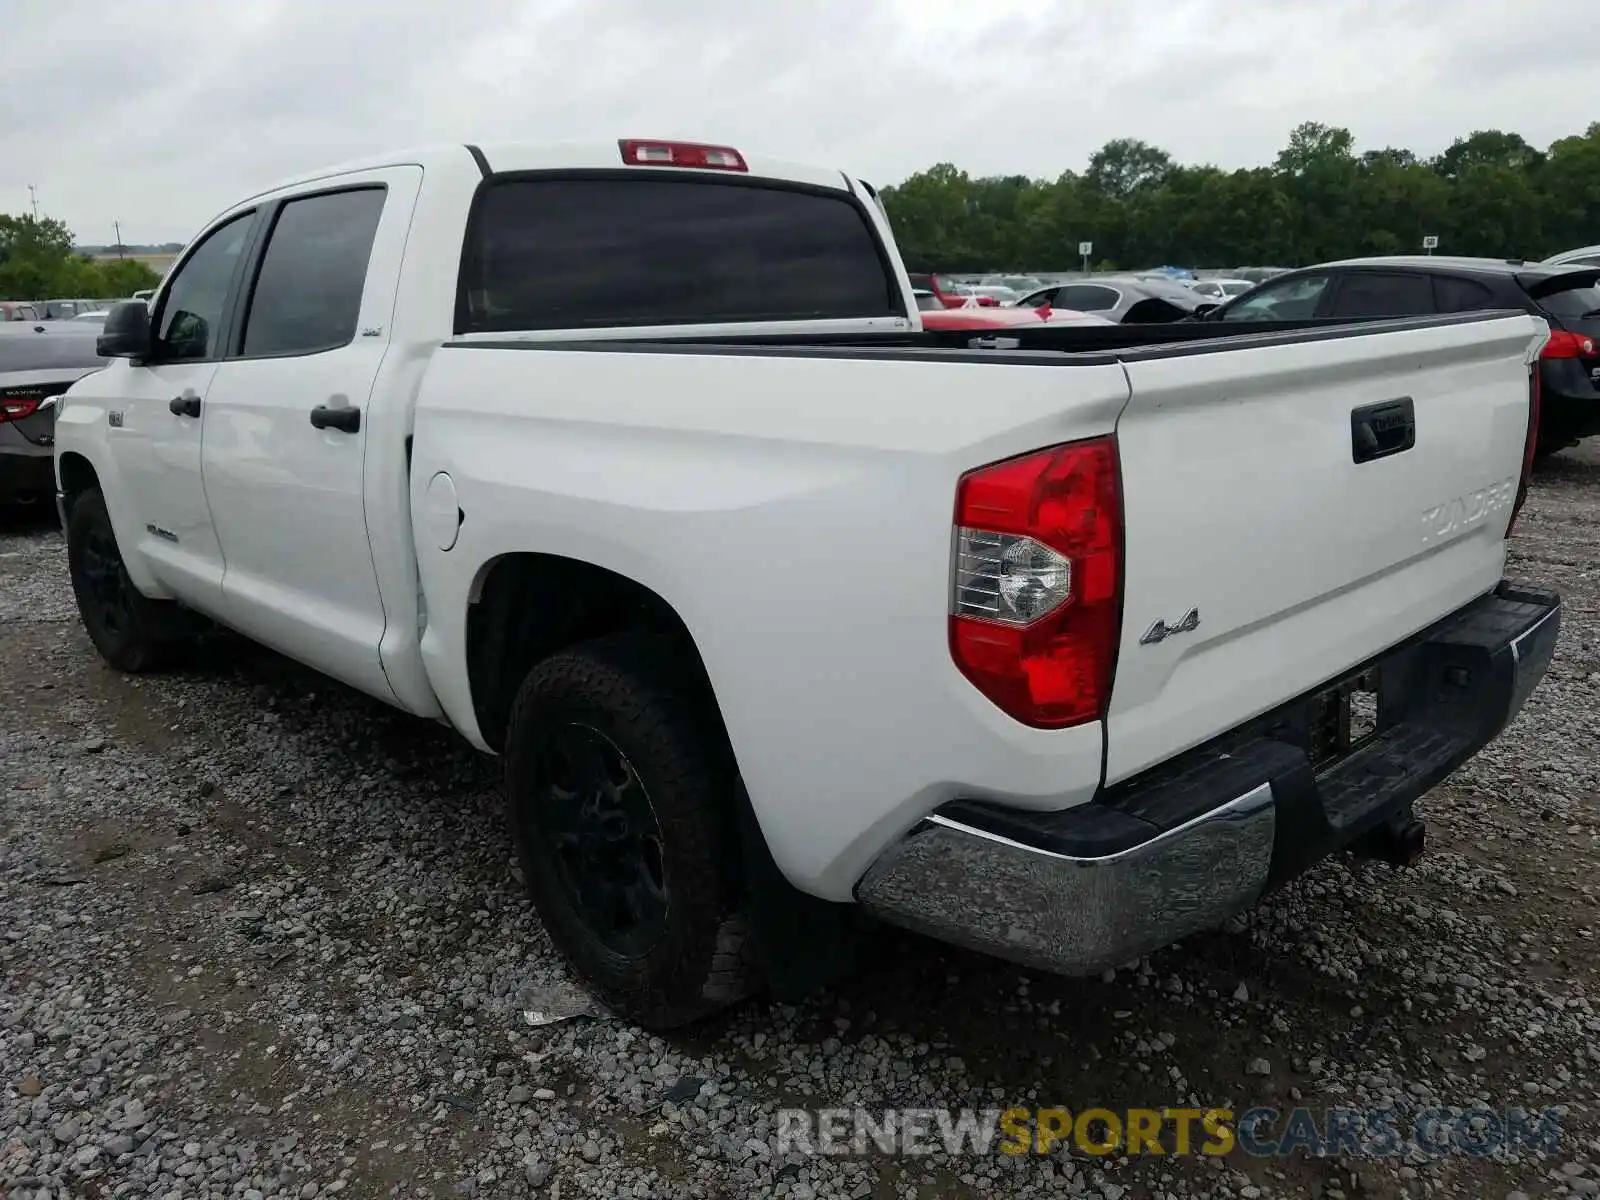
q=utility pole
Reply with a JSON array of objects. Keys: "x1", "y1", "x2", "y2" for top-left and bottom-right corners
[
  {"x1": 113, "y1": 220, "x2": 126, "y2": 259},
  {"x1": 27, "y1": 185, "x2": 39, "y2": 219}
]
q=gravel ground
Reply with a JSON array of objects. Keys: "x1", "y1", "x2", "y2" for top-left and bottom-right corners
[{"x1": 3, "y1": 450, "x2": 1598, "y2": 1200}]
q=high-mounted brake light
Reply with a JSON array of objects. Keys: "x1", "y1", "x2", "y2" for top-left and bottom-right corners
[
  {"x1": 618, "y1": 139, "x2": 748, "y2": 172},
  {"x1": 1541, "y1": 329, "x2": 1596, "y2": 359},
  {"x1": 950, "y1": 436, "x2": 1123, "y2": 729}
]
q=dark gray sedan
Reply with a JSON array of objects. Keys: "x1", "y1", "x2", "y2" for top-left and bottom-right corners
[{"x1": 0, "y1": 325, "x2": 107, "y2": 505}]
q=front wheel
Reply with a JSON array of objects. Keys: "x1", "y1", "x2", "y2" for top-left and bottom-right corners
[
  {"x1": 65, "y1": 488, "x2": 193, "y2": 672},
  {"x1": 503, "y1": 633, "x2": 754, "y2": 1029}
]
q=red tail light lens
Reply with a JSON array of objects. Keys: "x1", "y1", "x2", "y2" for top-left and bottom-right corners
[
  {"x1": 0, "y1": 394, "x2": 42, "y2": 425},
  {"x1": 618, "y1": 139, "x2": 748, "y2": 172},
  {"x1": 1541, "y1": 330, "x2": 1596, "y2": 359},
  {"x1": 950, "y1": 436, "x2": 1123, "y2": 728},
  {"x1": 1509, "y1": 364, "x2": 1541, "y2": 536}
]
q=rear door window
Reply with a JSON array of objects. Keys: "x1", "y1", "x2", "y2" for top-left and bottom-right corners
[
  {"x1": 239, "y1": 187, "x2": 386, "y2": 357},
  {"x1": 1433, "y1": 276, "x2": 1498, "y2": 312},
  {"x1": 1326, "y1": 272, "x2": 1435, "y2": 319},
  {"x1": 460, "y1": 177, "x2": 899, "y2": 332},
  {"x1": 1053, "y1": 284, "x2": 1120, "y2": 312}
]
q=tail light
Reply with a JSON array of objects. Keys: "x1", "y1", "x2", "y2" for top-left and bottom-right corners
[
  {"x1": 950, "y1": 436, "x2": 1123, "y2": 728},
  {"x1": 1508, "y1": 364, "x2": 1541, "y2": 537},
  {"x1": 618, "y1": 139, "x2": 747, "y2": 172},
  {"x1": 1541, "y1": 330, "x2": 1595, "y2": 359},
  {"x1": 0, "y1": 394, "x2": 42, "y2": 425}
]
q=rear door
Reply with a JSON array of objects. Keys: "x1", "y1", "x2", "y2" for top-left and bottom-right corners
[
  {"x1": 1105, "y1": 314, "x2": 1546, "y2": 783},
  {"x1": 201, "y1": 171, "x2": 418, "y2": 704}
]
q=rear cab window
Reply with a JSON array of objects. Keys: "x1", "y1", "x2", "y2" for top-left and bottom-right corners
[
  {"x1": 458, "y1": 175, "x2": 902, "y2": 333},
  {"x1": 1433, "y1": 277, "x2": 1498, "y2": 312}
]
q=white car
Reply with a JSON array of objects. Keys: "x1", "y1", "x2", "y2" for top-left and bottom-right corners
[
  {"x1": 53, "y1": 138, "x2": 1559, "y2": 1029},
  {"x1": 1187, "y1": 278, "x2": 1256, "y2": 300},
  {"x1": 1540, "y1": 244, "x2": 1600, "y2": 269}
]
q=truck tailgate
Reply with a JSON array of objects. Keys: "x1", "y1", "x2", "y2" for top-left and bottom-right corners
[{"x1": 1106, "y1": 314, "x2": 1546, "y2": 784}]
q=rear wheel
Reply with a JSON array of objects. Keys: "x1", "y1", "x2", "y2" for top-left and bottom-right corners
[
  {"x1": 66, "y1": 488, "x2": 193, "y2": 671},
  {"x1": 504, "y1": 632, "x2": 753, "y2": 1029}
]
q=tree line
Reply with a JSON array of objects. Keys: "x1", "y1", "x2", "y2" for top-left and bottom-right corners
[
  {"x1": 878, "y1": 121, "x2": 1600, "y2": 274},
  {"x1": 1, "y1": 215, "x2": 164, "y2": 300}
]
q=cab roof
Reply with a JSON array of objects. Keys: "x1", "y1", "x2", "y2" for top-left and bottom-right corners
[{"x1": 242, "y1": 140, "x2": 853, "y2": 207}]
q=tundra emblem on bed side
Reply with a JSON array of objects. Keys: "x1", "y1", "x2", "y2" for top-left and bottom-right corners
[{"x1": 1140, "y1": 607, "x2": 1200, "y2": 645}]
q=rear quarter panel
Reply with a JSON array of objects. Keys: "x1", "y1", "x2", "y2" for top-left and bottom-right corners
[{"x1": 410, "y1": 343, "x2": 1130, "y2": 898}]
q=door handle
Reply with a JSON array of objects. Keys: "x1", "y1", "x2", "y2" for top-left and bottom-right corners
[
  {"x1": 1350, "y1": 397, "x2": 1415, "y2": 464},
  {"x1": 310, "y1": 403, "x2": 361, "y2": 434},
  {"x1": 168, "y1": 394, "x2": 201, "y2": 418}
]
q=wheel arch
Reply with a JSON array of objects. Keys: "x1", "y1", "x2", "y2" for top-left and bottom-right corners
[{"x1": 464, "y1": 551, "x2": 719, "y2": 756}]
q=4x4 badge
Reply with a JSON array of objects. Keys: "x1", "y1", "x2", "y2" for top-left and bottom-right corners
[{"x1": 1140, "y1": 608, "x2": 1200, "y2": 645}]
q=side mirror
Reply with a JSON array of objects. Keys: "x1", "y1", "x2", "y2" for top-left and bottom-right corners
[{"x1": 97, "y1": 301, "x2": 153, "y2": 360}]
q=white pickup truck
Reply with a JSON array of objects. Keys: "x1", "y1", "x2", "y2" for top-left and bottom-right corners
[{"x1": 52, "y1": 139, "x2": 1560, "y2": 1029}]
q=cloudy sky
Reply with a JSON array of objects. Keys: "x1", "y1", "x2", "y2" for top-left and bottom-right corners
[{"x1": 0, "y1": 0, "x2": 1586, "y2": 245}]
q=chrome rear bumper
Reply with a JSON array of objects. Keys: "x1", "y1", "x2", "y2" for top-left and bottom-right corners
[
  {"x1": 856, "y1": 580, "x2": 1560, "y2": 976},
  {"x1": 857, "y1": 783, "x2": 1275, "y2": 975}
]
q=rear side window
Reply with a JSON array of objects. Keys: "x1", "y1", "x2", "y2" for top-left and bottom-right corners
[
  {"x1": 1433, "y1": 277, "x2": 1498, "y2": 312},
  {"x1": 1327, "y1": 273, "x2": 1434, "y2": 318},
  {"x1": 1534, "y1": 276, "x2": 1600, "y2": 319},
  {"x1": 241, "y1": 188, "x2": 386, "y2": 357},
  {"x1": 1054, "y1": 285, "x2": 1120, "y2": 312},
  {"x1": 460, "y1": 177, "x2": 899, "y2": 332}
]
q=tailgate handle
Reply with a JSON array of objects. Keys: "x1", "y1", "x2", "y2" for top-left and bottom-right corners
[{"x1": 1350, "y1": 398, "x2": 1415, "y2": 464}]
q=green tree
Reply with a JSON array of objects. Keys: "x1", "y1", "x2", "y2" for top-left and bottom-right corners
[
  {"x1": 872, "y1": 120, "x2": 1599, "y2": 273},
  {"x1": 1085, "y1": 138, "x2": 1174, "y2": 200},
  {"x1": 0, "y1": 212, "x2": 161, "y2": 299}
]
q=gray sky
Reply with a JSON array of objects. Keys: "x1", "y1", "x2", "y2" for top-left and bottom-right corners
[{"x1": 0, "y1": 0, "x2": 1588, "y2": 245}]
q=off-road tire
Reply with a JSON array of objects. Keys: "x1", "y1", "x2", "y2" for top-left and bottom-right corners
[
  {"x1": 65, "y1": 488, "x2": 194, "y2": 672},
  {"x1": 504, "y1": 632, "x2": 754, "y2": 1029}
]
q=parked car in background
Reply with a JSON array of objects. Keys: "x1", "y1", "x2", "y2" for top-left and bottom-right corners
[
  {"x1": 38, "y1": 299, "x2": 114, "y2": 320},
  {"x1": 1187, "y1": 278, "x2": 1255, "y2": 301},
  {"x1": 917, "y1": 302, "x2": 1115, "y2": 335},
  {"x1": 1, "y1": 302, "x2": 43, "y2": 323},
  {"x1": 906, "y1": 273, "x2": 1000, "y2": 308},
  {"x1": 964, "y1": 284, "x2": 1019, "y2": 306},
  {"x1": 1541, "y1": 244, "x2": 1600, "y2": 269},
  {"x1": 1233, "y1": 267, "x2": 1294, "y2": 283},
  {"x1": 0, "y1": 326, "x2": 105, "y2": 504},
  {"x1": 1206, "y1": 256, "x2": 1600, "y2": 456},
  {"x1": 1014, "y1": 275, "x2": 1208, "y2": 323},
  {"x1": 979, "y1": 274, "x2": 1045, "y2": 294}
]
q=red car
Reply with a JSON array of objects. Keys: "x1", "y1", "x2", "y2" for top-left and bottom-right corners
[
  {"x1": 913, "y1": 292, "x2": 1114, "y2": 329},
  {"x1": 907, "y1": 273, "x2": 1000, "y2": 308}
]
